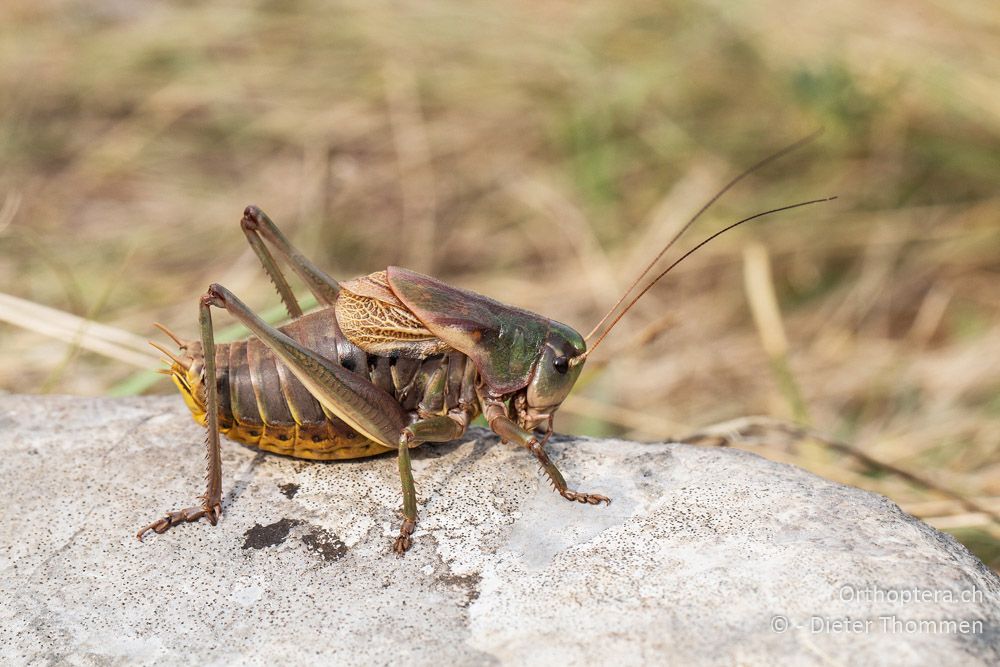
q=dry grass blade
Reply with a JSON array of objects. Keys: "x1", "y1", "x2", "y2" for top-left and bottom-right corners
[
  {"x1": 742, "y1": 242, "x2": 810, "y2": 422},
  {"x1": 921, "y1": 514, "x2": 1000, "y2": 533},
  {"x1": 0, "y1": 292, "x2": 158, "y2": 369},
  {"x1": 0, "y1": 190, "x2": 22, "y2": 234},
  {"x1": 902, "y1": 498, "x2": 1000, "y2": 533},
  {"x1": 901, "y1": 498, "x2": 1000, "y2": 517}
]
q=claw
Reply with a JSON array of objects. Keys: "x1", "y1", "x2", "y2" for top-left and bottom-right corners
[
  {"x1": 393, "y1": 518, "x2": 416, "y2": 555},
  {"x1": 135, "y1": 502, "x2": 221, "y2": 541},
  {"x1": 392, "y1": 535, "x2": 412, "y2": 555},
  {"x1": 560, "y1": 490, "x2": 612, "y2": 506}
]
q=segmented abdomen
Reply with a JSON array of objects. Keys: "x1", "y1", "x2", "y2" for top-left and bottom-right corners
[{"x1": 180, "y1": 307, "x2": 479, "y2": 461}]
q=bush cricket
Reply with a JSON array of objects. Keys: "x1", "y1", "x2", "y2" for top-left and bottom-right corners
[{"x1": 138, "y1": 135, "x2": 833, "y2": 554}]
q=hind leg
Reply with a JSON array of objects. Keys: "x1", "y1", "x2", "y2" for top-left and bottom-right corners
[
  {"x1": 137, "y1": 292, "x2": 224, "y2": 539},
  {"x1": 139, "y1": 282, "x2": 412, "y2": 540},
  {"x1": 240, "y1": 206, "x2": 341, "y2": 308}
]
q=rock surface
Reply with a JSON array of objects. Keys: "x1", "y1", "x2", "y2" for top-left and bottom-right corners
[{"x1": 1, "y1": 395, "x2": 998, "y2": 665}]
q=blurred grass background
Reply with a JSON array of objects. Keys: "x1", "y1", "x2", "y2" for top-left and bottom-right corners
[{"x1": 1, "y1": 1, "x2": 997, "y2": 566}]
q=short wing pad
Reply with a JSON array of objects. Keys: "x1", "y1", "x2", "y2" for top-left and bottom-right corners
[
  {"x1": 386, "y1": 266, "x2": 550, "y2": 394},
  {"x1": 336, "y1": 270, "x2": 451, "y2": 358}
]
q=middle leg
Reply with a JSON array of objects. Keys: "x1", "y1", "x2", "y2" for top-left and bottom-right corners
[{"x1": 393, "y1": 413, "x2": 469, "y2": 555}]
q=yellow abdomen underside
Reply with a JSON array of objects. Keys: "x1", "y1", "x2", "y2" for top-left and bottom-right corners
[{"x1": 173, "y1": 373, "x2": 393, "y2": 461}]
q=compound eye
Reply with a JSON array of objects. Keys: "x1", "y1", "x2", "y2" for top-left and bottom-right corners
[{"x1": 553, "y1": 356, "x2": 569, "y2": 374}]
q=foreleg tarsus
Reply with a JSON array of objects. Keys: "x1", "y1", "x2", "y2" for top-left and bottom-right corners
[
  {"x1": 528, "y1": 439, "x2": 610, "y2": 505},
  {"x1": 483, "y1": 399, "x2": 611, "y2": 506}
]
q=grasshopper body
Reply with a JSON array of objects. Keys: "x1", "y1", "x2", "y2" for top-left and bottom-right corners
[
  {"x1": 142, "y1": 207, "x2": 601, "y2": 553},
  {"x1": 139, "y1": 137, "x2": 831, "y2": 554},
  {"x1": 167, "y1": 300, "x2": 478, "y2": 462}
]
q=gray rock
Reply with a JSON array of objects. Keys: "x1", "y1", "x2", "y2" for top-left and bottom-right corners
[{"x1": 1, "y1": 395, "x2": 997, "y2": 666}]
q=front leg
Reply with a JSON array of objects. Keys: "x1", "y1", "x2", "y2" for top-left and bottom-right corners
[{"x1": 482, "y1": 399, "x2": 611, "y2": 506}]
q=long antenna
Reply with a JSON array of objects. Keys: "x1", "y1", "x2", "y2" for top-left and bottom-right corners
[
  {"x1": 572, "y1": 196, "x2": 838, "y2": 364},
  {"x1": 584, "y1": 129, "x2": 823, "y2": 342}
]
